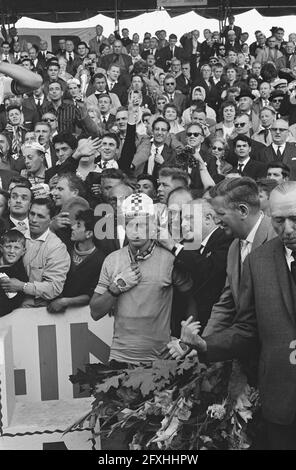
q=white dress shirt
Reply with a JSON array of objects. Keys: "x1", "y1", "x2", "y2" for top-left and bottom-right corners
[
  {"x1": 237, "y1": 156, "x2": 251, "y2": 173},
  {"x1": 240, "y1": 212, "x2": 264, "y2": 265},
  {"x1": 147, "y1": 144, "x2": 164, "y2": 174}
]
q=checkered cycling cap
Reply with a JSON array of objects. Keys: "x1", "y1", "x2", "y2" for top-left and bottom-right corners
[{"x1": 121, "y1": 192, "x2": 155, "y2": 218}]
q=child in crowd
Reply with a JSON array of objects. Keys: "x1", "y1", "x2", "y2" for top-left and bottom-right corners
[{"x1": 0, "y1": 230, "x2": 28, "y2": 316}]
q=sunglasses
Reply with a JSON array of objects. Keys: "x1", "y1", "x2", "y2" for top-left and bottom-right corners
[
  {"x1": 42, "y1": 118, "x2": 56, "y2": 122},
  {"x1": 212, "y1": 146, "x2": 223, "y2": 151},
  {"x1": 271, "y1": 128, "x2": 288, "y2": 132},
  {"x1": 272, "y1": 99, "x2": 283, "y2": 103},
  {"x1": 234, "y1": 122, "x2": 246, "y2": 128},
  {"x1": 165, "y1": 82, "x2": 175, "y2": 85},
  {"x1": 187, "y1": 132, "x2": 202, "y2": 137}
]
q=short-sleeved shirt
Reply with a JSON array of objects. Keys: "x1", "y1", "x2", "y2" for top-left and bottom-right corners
[{"x1": 95, "y1": 245, "x2": 192, "y2": 364}]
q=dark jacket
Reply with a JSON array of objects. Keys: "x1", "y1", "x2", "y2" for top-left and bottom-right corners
[
  {"x1": 174, "y1": 228, "x2": 233, "y2": 331},
  {"x1": 0, "y1": 258, "x2": 28, "y2": 316},
  {"x1": 62, "y1": 246, "x2": 105, "y2": 298}
]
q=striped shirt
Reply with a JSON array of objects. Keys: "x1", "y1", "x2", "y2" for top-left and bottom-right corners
[{"x1": 42, "y1": 101, "x2": 82, "y2": 133}]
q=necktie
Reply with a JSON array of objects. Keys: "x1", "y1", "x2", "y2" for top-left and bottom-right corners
[
  {"x1": 68, "y1": 53, "x2": 73, "y2": 63},
  {"x1": 291, "y1": 252, "x2": 296, "y2": 284},
  {"x1": 102, "y1": 116, "x2": 107, "y2": 127},
  {"x1": 169, "y1": 94, "x2": 173, "y2": 102},
  {"x1": 101, "y1": 161, "x2": 107, "y2": 169},
  {"x1": 37, "y1": 99, "x2": 41, "y2": 108},
  {"x1": 109, "y1": 82, "x2": 114, "y2": 90},
  {"x1": 238, "y1": 163, "x2": 244, "y2": 175},
  {"x1": 276, "y1": 146, "x2": 282, "y2": 161},
  {"x1": 263, "y1": 128, "x2": 269, "y2": 143}
]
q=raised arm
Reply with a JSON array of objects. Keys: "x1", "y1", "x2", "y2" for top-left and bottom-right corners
[{"x1": 0, "y1": 62, "x2": 42, "y2": 94}]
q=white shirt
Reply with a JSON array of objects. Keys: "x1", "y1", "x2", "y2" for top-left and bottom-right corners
[
  {"x1": 107, "y1": 80, "x2": 117, "y2": 90},
  {"x1": 285, "y1": 247, "x2": 295, "y2": 271},
  {"x1": 34, "y1": 96, "x2": 44, "y2": 106},
  {"x1": 240, "y1": 212, "x2": 264, "y2": 264},
  {"x1": 272, "y1": 143, "x2": 286, "y2": 155},
  {"x1": 147, "y1": 144, "x2": 164, "y2": 175},
  {"x1": 44, "y1": 147, "x2": 52, "y2": 169}
]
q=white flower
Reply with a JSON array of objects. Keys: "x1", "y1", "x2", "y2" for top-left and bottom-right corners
[{"x1": 207, "y1": 403, "x2": 226, "y2": 420}]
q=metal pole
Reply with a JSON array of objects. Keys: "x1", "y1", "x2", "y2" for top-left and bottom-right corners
[{"x1": 114, "y1": 0, "x2": 119, "y2": 33}]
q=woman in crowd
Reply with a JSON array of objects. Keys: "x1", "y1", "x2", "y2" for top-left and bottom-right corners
[
  {"x1": 209, "y1": 136, "x2": 233, "y2": 178},
  {"x1": 129, "y1": 74, "x2": 155, "y2": 113},
  {"x1": 163, "y1": 103, "x2": 185, "y2": 134},
  {"x1": 214, "y1": 100, "x2": 237, "y2": 140}
]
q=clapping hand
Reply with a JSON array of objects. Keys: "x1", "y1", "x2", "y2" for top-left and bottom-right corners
[{"x1": 73, "y1": 137, "x2": 102, "y2": 160}]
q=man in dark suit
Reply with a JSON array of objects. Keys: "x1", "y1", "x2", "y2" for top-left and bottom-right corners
[
  {"x1": 164, "y1": 192, "x2": 232, "y2": 332},
  {"x1": 224, "y1": 30, "x2": 242, "y2": 53},
  {"x1": 221, "y1": 15, "x2": 242, "y2": 40},
  {"x1": 261, "y1": 119, "x2": 296, "y2": 180},
  {"x1": 163, "y1": 74, "x2": 187, "y2": 116},
  {"x1": 101, "y1": 40, "x2": 133, "y2": 75},
  {"x1": 233, "y1": 135, "x2": 267, "y2": 180},
  {"x1": 187, "y1": 181, "x2": 296, "y2": 449},
  {"x1": 156, "y1": 34, "x2": 184, "y2": 72},
  {"x1": 89, "y1": 24, "x2": 109, "y2": 56},
  {"x1": 105, "y1": 64, "x2": 129, "y2": 106},
  {"x1": 23, "y1": 85, "x2": 49, "y2": 122},
  {"x1": 202, "y1": 177, "x2": 275, "y2": 337},
  {"x1": 133, "y1": 117, "x2": 177, "y2": 178},
  {"x1": 0, "y1": 168, "x2": 18, "y2": 191},
  {"x1": 176, "y1": 62, "x2": 192, "y2": 98},
  {"x1": 62, "y1": 40, "x2": 79, "y2": 76},
  {"x1": 180, "y1": 30, "x2": 202, "y2": 61},
  {"x1": 226, "y1": 113, "x2": 266, "y2": 166},
  {"x1": 97, "y1": 94, "x2": 116, "y2": 132}
]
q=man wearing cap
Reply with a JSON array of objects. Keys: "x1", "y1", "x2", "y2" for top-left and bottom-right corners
[
  {"x1": 21, "y1": 142, "x2": 49, "y2": 197},
  {"x1": 90, "y1": 192, "x2": 194, "y2": 364}
]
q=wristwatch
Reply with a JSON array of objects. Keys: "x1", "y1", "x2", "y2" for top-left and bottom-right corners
[{"x1": 108, "y1": 286, "x2": 121, "y2": 297}]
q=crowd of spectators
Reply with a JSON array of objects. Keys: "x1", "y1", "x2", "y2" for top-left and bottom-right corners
[{"x1": 1, "y1": 18, "x2": 296, "y2": 449}]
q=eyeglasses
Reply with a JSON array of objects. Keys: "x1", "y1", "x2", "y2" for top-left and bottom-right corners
[
  {"x1": 272, "y1": 99, "x2": 283, "y2": 103},
  {"x1": 271, "y1": 128, "x2": 288, "y2": 132},
  {"x1": 165, "y1": 82, "x2": 175, "y2": 85},
  {"x1": 234, "y1": 122, "x2": 246, "y2": 128},
  {"x1": 42, "y1": 118, "x2": 56, "y2": 122},
  {"x1": 212, "y1": 146, "x2": 223, "y2": 151},
  {"x1": 187, "y1": 132, "x2": 202, "y2": 137}
]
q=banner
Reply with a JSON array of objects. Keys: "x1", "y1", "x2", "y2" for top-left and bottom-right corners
[{"x1": 158, "y1": 0, "x2": 208, "y2": 7}]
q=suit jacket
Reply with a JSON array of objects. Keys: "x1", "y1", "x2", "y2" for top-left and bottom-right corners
[
  {"x1": 262, "y1": 142, "x2": 296, "y2": 179},
  {"x1": 175, "y1": 74, "x2": 192, "y2": 97},
  {"x1": 163, "y1": 91, "x2": 187, "y2": 116},
  {"x1": 235, "y1": 158, "x2": 267, "y2": 180},
  {"x1": 225, "y1": 139, "x2": 266, "y2": 166},
  {"x1": 101, "y1": 53, "x2": 132, "y2": 74},
  {"x1": 100, "y1": 114, "x2": 116, "y2": 132},
  {"x1": 174, "y1": 227, "x2": 233, "y2": 331},
  {"x1": 203, "y1": 215, "x2": 276, "y2": 337},
  {"x1": 179, "y1": 36, "x2": 202, "y2": 61},
  {"x1": 225, "y1": 40, "x2": 242, "y2": 53},
  {"x1": 221, "y1": 25, "x2": 242, "y2": 40},
  {"x1": 156, "y1": 46, "x2": 184, "y2": 72},
  {"x1": 89, "y1": 35, "x2": 109, "y2": 55},
  {"x1": 137, "y1": 143, "x2": 176, "y2": 178},
  {"x1": 141, "y1": 48, "x2": 158, "y2": 61},
  {"x1": 0, "y1": 168, "x2": 19, "y2": 190},
  {"x1": 0, "y1": 104, "x2": 39, "y2": 132},
  {"x1": 275, "y1": 54, "x2": 296, "y2": 71},
  {"x1": 256, "y1": 47, "x2": 283, "y2": 65},
  {"x1": 106, "y1": 82, "x2": 128, "y2": 106},
  {"x1": 22, "y1": 96, "x2": 50, "y2": 123},
  {"x1": 205, "y1": 236, "x2": 296, "y2": 425}
]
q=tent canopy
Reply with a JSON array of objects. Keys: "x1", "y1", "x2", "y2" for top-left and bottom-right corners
[{"x1": 2, "y1": 0, "x2": 296, "y2": 23}]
